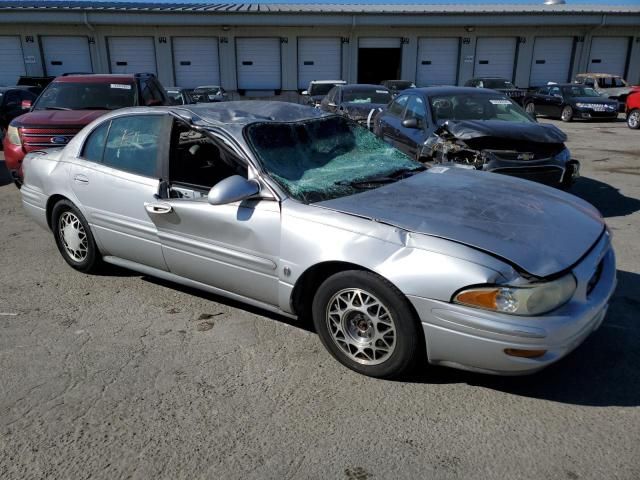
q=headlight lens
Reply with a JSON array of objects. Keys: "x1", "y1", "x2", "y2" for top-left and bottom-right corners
[
  {"x1": 555, "y1": 147, "x2": 571, "y2": 163},
  {"x1": 6, "y1": 125, "x2": 21, "y2": 146},
  {"x1": 454, "y1": 273, "x2": 577, "y2": 316}
]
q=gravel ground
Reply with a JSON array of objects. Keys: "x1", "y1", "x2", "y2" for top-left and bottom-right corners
[{"x1": 1, "y1": 117, "x2": 639, "y2": 480}]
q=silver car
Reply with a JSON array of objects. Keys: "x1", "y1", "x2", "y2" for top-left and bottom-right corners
[{"x1": 20, "y1": 102, "x2": 616, "y2": 378}]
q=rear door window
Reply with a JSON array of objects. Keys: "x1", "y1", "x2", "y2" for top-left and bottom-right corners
[{"x1": 102, "y1": 115, "x2": 165, "y2": 177}]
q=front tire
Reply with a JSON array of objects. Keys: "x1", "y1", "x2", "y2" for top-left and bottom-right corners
[
  {"x1": 627, "y1": 109, "x2": 640, "y2": 129},
  {"x1": 312, "y1": 270, "x2": 422, "y2": 378},
  {"x1": 52, "y1": 200, "x2": 101, "y2": 273},
  {"x1": 561, "y1": 105, "x2": 574, "y2": 122},
  {"x1": 525, "y1": 102, "x2": 536, "y2": 117}
]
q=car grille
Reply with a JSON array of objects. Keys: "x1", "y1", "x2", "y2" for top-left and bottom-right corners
[
  {"x1": 21, "y1": 127, "x2": 80, "y2": 152},
  {"x1": 484, "y1": 150, "x2": 550, "y2": 162},
  {"x1": 491, "y1": 165, "x2": 564, "y2": 186}
]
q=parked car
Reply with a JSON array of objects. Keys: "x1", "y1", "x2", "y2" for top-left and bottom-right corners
[
  {"x1": 626, "y1": 90, "x2": 640, "y2": 129},
  {"x1": 191, "y1": 85, "x2": 228, "y2": 103},
  {"x1": 374, "y1": 87, "x2": 579, "y2": 188},
  {"x1": 0, "y1": 87, "x2": 40, "y2": 147},
  {"x1": 380, "y1": 80, "x2": 416, "y2": 97},
  {"x1": 574, "y1": 73, "x2": 633, "y2": 111},
  {"x1": 301, "y1": 80, "x2": 347, "y2": 107},
  {"x1": 20, "y1": 101, "x2": 616, "y2": 379},
  {"x1": 320, "y1": 84, "x2": 392, "y2": 128},
  {"x1": 523, "y1": 84, "x2": 618, "y2": 122},
  {"x1": 165, "y1": 87, "x2": 195, "y2": 105},
  {"x1": 3, "y1": 73, "x2": 168, "y2": 186},
  {"x1": 464, "y1": 77, "x2": 528, "y2": 105},
  {"x1": 16, "y1": 75, "x2": 55, "y2": 90}
]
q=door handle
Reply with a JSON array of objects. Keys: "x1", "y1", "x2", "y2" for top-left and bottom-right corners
[
  {"x1": 73, "y1": 174, "x2": 89, "y2": 184},
  {"x1": 144, "y1": 202, "x2": 173, "y2": 214}
]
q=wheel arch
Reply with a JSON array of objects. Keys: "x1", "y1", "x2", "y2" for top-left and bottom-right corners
[{"x1": 45, "y1": 194, "x2": 72, "y2": 230}]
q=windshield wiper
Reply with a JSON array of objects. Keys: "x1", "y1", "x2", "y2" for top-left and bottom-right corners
[
  {"x1": 42, "y1": 107, "x2": 71, "y2": 111},
  {"x1": 335, "y1": 166, "x2": 426, "y2": 188}
]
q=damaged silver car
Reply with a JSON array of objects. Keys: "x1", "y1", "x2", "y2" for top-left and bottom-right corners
[
  {"x1": 21, "y1": 102, "x2": 615, "y2": 378},
  {"x1": 374, "y1": 87, "x2": 580, "y2": 188}
]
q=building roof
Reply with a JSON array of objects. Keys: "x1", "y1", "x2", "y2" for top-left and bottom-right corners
[{"x1": 0, "y1": 1, "x2": 638, "y2": 14}]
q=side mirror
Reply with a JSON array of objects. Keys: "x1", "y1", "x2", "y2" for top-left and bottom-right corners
[
  {"x1": 327, "y1": 102, "x2": 337, "y2": 107},
  {"x1": 208, "y1": 175, "x2": 260, "y2": 206},
  {"x1": 402, "y1": 118, "x2": 420, "y2": 129},
  {"x1": 21, "y1": 99, "x2": 32, "y2": 110},
  {"x1": 301, "y1": 90, "x2": 309, "y2": 96}
]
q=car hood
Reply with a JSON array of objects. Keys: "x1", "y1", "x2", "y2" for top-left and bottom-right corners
[
  {"x1": 440, "y1": 120, "x2": 567, "y2": 144},
  {"x1": 316, "y1": 168, "x2": 604, "y2": 278},
  {"x1": 571, "y1": 96, "x2": 618, "y2": 105},
  {"x1": 12, "y1": 109, "x2": 109, "y2": 127}
]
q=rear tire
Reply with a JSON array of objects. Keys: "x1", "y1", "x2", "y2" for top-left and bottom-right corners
[
  {"x1": 312, "y1": 270, "x2": 423, "y2": 379},
  {"x1": 561, "y1": 105, "x2": 573, "y2": 122},
  {"x1": 627, "y1": 109, "x2": 640, "y2": 129},
  {"x1": 52, "y1": 200, "x2": 101, "y2": 273}
]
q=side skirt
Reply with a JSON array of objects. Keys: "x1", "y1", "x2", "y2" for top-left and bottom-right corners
[{"x1": 102, "y1": 255, "x2": 297, "y2": 320}]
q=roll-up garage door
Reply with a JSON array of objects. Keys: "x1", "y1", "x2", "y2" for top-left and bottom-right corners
[
  {"x1": 41, "y1": 36, "x2": 93, "y2": 77},
  {"x1": 589, "y1": 37, "x2": 630, "y2": 77},
  {"x1": 172, "y1": 37, "x2": 220, "y2": 88},
  {"x1": 474, "y1": 37, "x2": 518, "y2": 80},
  {"x1": 236, "y1": 37, "x2": 281, "y2": 90},
  {"x1": 416, "y1": 37, "x2": 459, "y2": 86},
  {"x1": 529, "y1": 37, "x2": 574, "y2": 86},
  {"x1": 108, "y1": 37, "x2": 157, "y2": 75},
  {"x1": 0, "y1": 36, "x2": 26, "y2": 85},
  {"x1": 297, "y1": 37, "x2": 341, "y2": 90}
]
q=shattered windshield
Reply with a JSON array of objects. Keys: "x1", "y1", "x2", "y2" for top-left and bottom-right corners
[
  {"x1": 430, "y1": 93, "x2": 533, "y2": 123},
  {"x1": 246, "y1": 116, "x2": 422, "y2": 203},
  {"x1": 343, "y1": 89, "x2": 391, "y2": 104}
]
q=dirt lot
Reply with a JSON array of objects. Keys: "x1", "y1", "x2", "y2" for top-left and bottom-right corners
[{"x1": 1, "y1": 117, "x2": 639, "y2": 480}]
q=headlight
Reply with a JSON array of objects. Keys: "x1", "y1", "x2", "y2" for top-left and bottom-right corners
[
  {"x1": 555, "y1": 147, "x2": 571, "y2": 163},
  {"x1": 454, "y1": 273, "x2": 577, "y2": 316},
  {"x1": 6, "y1": 125, "x2": 22, "y2": 146}
]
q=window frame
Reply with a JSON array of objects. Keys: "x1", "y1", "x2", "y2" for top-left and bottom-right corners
[
  {"x1": 387, "y1": 94, "x2": 410, "y2": 118},
  {"x1": 403, "y1": 94, "x2": 428, "y2": 128}
]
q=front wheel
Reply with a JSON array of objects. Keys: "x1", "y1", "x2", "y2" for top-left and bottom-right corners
[
  {"x1": 52, "y1": 200, "x2": 101, "y2": 273},
  {"x1": 627, "y1": 109, "x2": 640, "y2": 129},
  {"x1": 312, "y1": 270, "x2": 423, "y2": 378},
  {"x1": 561, "y1": 105, "x2": 574, "y2": 122}
]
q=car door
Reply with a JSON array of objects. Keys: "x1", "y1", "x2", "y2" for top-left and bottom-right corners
[
  {"x1": 548, "y1": 86, "x2": 565, "y2": 117},
  {"x1": 395, "y1": 94, "x2": 429, "y2": 159},
  {"x1": 533, "y1": 87, "x2": 552, "y2": 115},
  {"x1": 376, "y1": 94, "x2": 409, "y2": 149},
  {"x1": 144, "y1": 120, "x2": 281, "y2": 307},
  {"x1": 68, "y1": 113, "x2": 171, "y2": 271}
]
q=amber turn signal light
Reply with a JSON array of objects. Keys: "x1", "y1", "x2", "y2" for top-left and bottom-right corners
[
  {"x1": 504, "y1": 348, "x2": 547, "y2": 358},
  {"x1": 456, "y1": 289, "x2": 498, "y2": 310}
]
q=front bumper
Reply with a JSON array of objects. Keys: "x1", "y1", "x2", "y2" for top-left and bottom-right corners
[
  {"x1": 408, "y1": 233, "x2": 616, "y2": 375},
  {"x1": 574, "y1": 107, "x2": 619, "y2": 119},
  {"x1": 2, "y1": 135, "x2": 25, "y2": 180}
]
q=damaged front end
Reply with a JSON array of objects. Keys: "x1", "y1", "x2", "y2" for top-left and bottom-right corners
[{"x1": 422, "y1": 121, "x2": 580, "y2": 189}]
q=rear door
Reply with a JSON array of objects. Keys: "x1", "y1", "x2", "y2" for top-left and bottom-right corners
[{"x1": 68, "y1": 113, "x2": 170, "y2": 270}]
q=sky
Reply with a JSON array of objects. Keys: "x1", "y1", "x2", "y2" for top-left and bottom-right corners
[{"x1": 32, "y1": 0, "x2": 640, "y2": 5}]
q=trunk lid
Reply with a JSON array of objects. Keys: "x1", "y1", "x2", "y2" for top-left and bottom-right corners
[{"x1": 316, "y1": 168, "x2": 604, "y2": 278}]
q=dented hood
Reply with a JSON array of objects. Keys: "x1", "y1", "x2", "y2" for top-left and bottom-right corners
[
  {"x1": 317, "y1": 168, "x2": 604, "y2": 278},
  {"x1": 441, "y1": 120, "x2": 567, "y2": 144},
  {"x1": 13, "y1": 109, "x2": 108, "y2": 128}
]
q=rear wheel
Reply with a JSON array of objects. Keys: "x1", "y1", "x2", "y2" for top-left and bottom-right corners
[
  {"x1": 561, "y1": 105, "x2": 574, "y2": 122},
  {"x1": 525, "y1": 102, "x2": 536, "y2": 117},
  {"x1": 627, "y1": 109, "x2": 640, "y2": 129},
  {"x1": 312, "y1": 270, "x2": 422, "y2": 378},
  {"x1": 52, "y1": 200, "x2": 101, "y2": 273}
]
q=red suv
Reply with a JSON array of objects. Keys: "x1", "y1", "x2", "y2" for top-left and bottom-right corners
[
  {"x1": 3, "y1": 73, "x2": 168, "y2": 186},
  {"x1": 626, "y1": 87, "x2": 640, "y2": 130}
]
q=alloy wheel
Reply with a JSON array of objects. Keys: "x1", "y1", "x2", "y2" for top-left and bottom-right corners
[
  {"x1": 561, "y1": 106, "x2": 573, "y2": 122},
  {"x1": 628, "y1": 110, "x2": 640, "y2": 129},
  {"x1": 326, "y1": 288, "x2": 396, "y2": 365},
  {"x1": 525, "y1": 103, "x2": 535, "y2": 115},
  {"x1": 58, "y1": 211, "x2": 88, "y2": 262}
]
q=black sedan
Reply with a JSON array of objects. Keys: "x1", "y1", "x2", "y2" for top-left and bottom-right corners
[
  {"x1": 319, "y1": 84, "x2": 392, "y2": 128},
  {"x1": 523, "y1": 84, "x2": 618, "y2": 122},
  {"x1": 373, "y1": 86, "x2": 579, "y2": 188},
  {"x1": 165, "y1": 87, "x2": 196, "y2": 105},
  {"x1": 1, "y1": 86, "x2": 39, "y2": 146},
  {"x1": 464, "y1": 77, "x2": 528, "y2": 105}
]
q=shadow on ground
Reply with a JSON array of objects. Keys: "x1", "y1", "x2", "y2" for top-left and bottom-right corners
[
  {"x1": 572, "y1": 176, "x2": 640, "y2": 217},
  {"x1": 405, "y1": 269, "x2": 640, "y2": 407}
]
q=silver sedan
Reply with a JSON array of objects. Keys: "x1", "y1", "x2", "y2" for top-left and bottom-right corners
[{"x1": 20, "y1": 102, "x2": 616, "y2": 378}]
